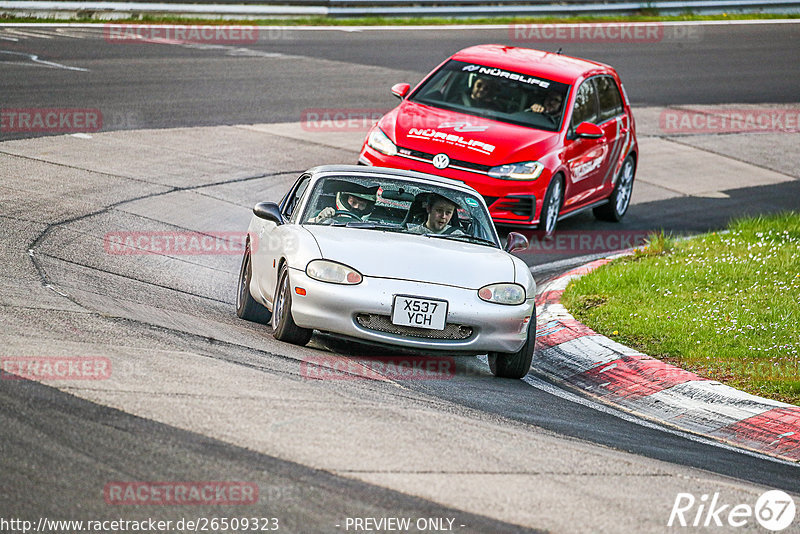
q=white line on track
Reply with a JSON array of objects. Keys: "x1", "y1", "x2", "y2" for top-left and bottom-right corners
[
  {"x1": 2, "y1": 28, "x2": 55, "y2": 38},
  {"x1": 0, "y1": 50, "x2": 88, "y2": 70}
]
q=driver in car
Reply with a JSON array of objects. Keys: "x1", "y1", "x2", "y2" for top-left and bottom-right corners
[
  {"x1": 408, "y1": 194, "x2": 465, "y2": 235},
  {"x1": 308, "y1": 190, "x2": 376, "y2": 223},
  {"x1": 528, "y1": 91, "x2": 563, "y2": 119}
]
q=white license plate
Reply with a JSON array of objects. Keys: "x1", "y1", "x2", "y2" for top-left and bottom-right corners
[{"x1": 391, "y1": 295, "x2": 448, "y2": 331}]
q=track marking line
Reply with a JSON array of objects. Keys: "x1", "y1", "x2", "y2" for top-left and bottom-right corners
[{"x1": 0, "y1": 49, "x2": 88, "y2": 71}]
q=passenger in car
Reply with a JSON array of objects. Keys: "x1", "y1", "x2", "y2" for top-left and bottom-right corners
[
  {"x1": 408, "y1": 194, "x2": 465, "y2": 235},
  {"x1": 461, "y1": 77, "x2": 501, "y2": 111}
]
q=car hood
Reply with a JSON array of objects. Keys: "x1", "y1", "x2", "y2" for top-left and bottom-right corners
[
  {"x1": 381, "y1": 101, "x2": 560, "y2": 165},
  {"x1": 306, "y1": 226, "x2": 515, "y2": 289}
]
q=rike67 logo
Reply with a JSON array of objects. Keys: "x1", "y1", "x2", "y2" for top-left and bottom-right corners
[{"x1": 668, "y1": 490, "x2": 796, "y2": 531}]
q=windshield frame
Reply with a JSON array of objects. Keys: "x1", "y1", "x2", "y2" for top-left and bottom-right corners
[{"x1": 298, "y1": 173, "x2": 501, "y2": 248}]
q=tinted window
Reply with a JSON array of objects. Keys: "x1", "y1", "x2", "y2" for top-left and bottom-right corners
[
  {"x1": 571, "y1": 80, "x2": 598, "y2": 128},
  {"x1": 409, "y1": 60, "x2": 571, "y2": 132},
  {"x1": 596, "y1": 76, "x2": 624, "y2": 122}
]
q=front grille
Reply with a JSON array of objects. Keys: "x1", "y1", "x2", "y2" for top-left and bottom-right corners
[
  {"x1": 451, "y1": 158, "x2": 493, "y2": 173},
  {"x1": 356, "y1": 314, "x2": 473, "y2": 340},
  {"x1": 403, "y1": 148, "x2": 433, "y2": 160},
  {"x1": 397, "y1": 146, "x2": 492, "y2": 174}
]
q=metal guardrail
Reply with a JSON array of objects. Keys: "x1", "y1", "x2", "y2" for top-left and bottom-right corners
[{"x1": 1, "y1": 0, "x2": 799, "y2": 17}]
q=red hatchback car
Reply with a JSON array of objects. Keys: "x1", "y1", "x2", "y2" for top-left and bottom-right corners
[{"x1": 359, "y1": 44, "x2": 638, "y2": 233}]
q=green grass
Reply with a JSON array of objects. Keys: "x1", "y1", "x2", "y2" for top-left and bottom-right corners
[
  {"x1": 562, "y1": 213, "x2": 800, "y2": 406},
  {"x1": 0, "y1": 13, "x2": 798, "y2": 25}
]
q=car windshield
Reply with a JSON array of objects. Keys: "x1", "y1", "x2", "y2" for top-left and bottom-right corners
[
  {"x1": 301, "y1": 174, "x2": 500, "y2": 247},
  {"x1": 409, "y1": 60, "x2": 570, "y2": 132}
]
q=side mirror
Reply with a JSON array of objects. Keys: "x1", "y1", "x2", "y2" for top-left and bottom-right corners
[
  {"x1": 391, "y1": 83, "x2": 411, "y2": 99},
  {"x1": 574, "y1": 121, "x2": 603, "y2": 139},
  {"x1": 253, "y1": 202, "x2": 284, "y2": 225},
  {"x1": 505, "y1": 232, "x2": 529, "y2": 253}
]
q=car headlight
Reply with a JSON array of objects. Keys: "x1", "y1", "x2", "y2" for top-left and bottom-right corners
[
  {"x1": 478, "y1": 283, "x2": 526, "y2": 305},
  {"x1": 306, "y1": 260, "x2": 363, "y2": 285},
  {"x1": 367, "y1": 128, "x2": 398, "y2": 157},
  {"x1": 488, "y1": 161, "x2": 545, "y2": 180}
]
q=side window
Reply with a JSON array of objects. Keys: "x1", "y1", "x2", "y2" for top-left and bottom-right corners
[
  {"x1": 283, "y1": 175, "x2": 310, "y2": 221},
  {"x1": 570, "y1": 79, "x2": 599, "y2": 128},
  {"x1": 596, "y1": 76, "x2": 624, "y2": 122}
]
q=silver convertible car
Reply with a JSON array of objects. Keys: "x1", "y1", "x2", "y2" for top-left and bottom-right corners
[{"x1": 235, "y1": 165, "x2": 537, "y2": 379}]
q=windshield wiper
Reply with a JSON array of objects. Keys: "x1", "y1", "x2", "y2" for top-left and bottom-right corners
[
  {"x1": 344, "y1": 222, "x2": 405, "y2": 232},
  {"x1": 427, "y1": 233, "x2": 499, "y2": 248}
]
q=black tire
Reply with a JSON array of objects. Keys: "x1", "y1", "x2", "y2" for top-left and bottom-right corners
[
  {"x1": 235, "y1": 241, "x2": 272, "y2": 323},
  {"x1": 538, "y1": 177, "x2": 563, "y2": 236},
  {"x1": 594, "y1": 155, "x2": 635, "y2": 222},
  {"x1": 272, "y1": 263, "x2": 313, "y2": 346},
  {"x1": 488, "y1": 310, "x2": 536, "y2": 379}
]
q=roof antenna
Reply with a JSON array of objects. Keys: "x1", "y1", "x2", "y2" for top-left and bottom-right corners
[{"x1": 556, "y1": 47, "x2": 563, "y2": 54}]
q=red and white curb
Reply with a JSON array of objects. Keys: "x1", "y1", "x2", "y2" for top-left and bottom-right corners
[{"x1": 534, "y1": 258, "x2": 800, "y2": 463}]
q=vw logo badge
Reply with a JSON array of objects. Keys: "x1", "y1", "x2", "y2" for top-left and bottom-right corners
[{"x1": 432, "y1": 153, "x2": 450, "y2": 170}]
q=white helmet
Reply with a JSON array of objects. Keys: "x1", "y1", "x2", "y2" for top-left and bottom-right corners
[{"x1": 335, "y1": 190, "x2": 376, "y2": 216}]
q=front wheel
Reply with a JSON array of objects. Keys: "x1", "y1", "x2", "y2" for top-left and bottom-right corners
[
  {"x1": 594, "y1": 155, "x2": 635, "y2": 222},
  {"x1": 488, "y1": 311, "x2": 536, "y2": 379},
  {"x1": 235, "y1": 241, "x2": 272, "y2": 323},
  {"x1": 538, "y1": 177, "x2": 563, "y2": 236},
  {"x1": 272, "y1": 263, "x2": 313, "y2": 346}
]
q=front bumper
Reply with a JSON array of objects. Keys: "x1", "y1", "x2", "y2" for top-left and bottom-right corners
[
  {"x1": 287, "y1": 267, "x2": 534, "y2": 354},
  {"x1": 359, "y1": 144, "x2": 543, "y2": 226}
]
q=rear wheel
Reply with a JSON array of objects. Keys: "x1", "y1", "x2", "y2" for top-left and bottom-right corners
[
  {"x1": 272, "y1": 263, "x2": 313, "y2": 346},
  {"x1": 538, "y1": 177, "x2": 563, "y2": 236},
  {"x1": 235, "y1": 241, "x2": 272, "y2": 323},
  {"x1": 488, "y1": 312, "x2": 536, "y2": 379},
  {"x1": 594, "y1": 155, "x2": 635, "y2": 222}
]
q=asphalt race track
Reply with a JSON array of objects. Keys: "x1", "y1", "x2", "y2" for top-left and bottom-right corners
[
  {"x1": 1, "y1": 21, "x2": 799, "y2": 533},
  {"x1": 1, "y1": 21, "x2": 799, "y2": 139}
]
